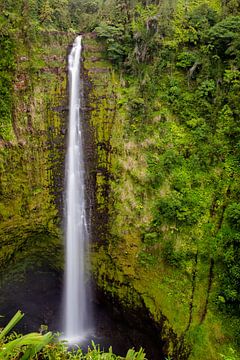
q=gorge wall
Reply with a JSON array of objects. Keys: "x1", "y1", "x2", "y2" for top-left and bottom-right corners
[
  {"x1": 82, "y1": 31, "x2": 239, "y2": 360},
  {"x1": 0, "y1": 31, "x2": 73, "y2": 329},
  {"x1": 0, "y1": 25, "x2": 238, "y2": 360}
]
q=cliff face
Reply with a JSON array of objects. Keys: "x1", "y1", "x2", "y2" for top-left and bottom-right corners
[
  {"x1": 82, "y1": 33, "x2": 182, "y2": 358},
  {"x1": 0, "y1": 27, "x2": 237, "y2": 358},
  {"x1": 0, "y1": 32, "x2": 73, "y2": 324},
  {"x1": 83, "y1": 33, "x2": 239, "y2": 360}
]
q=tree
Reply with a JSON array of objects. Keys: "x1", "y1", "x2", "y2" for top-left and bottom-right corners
[{"x1": 39, "y1": 0, "x2": 53, "y2": 25}]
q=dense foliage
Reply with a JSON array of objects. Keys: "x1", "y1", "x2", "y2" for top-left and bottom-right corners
[
  {"x1": 96, "y1": 1, "x2": 240, "y2": 298},
  {"x1": 93, "y1": 0, "x2": 240, "y2": 311},
  {"x1": 1, "y1": 0, "x2": 240, "y2": 359},
  {"x1": 92, "y1": 0, "x2": 240, "y2": 358}
]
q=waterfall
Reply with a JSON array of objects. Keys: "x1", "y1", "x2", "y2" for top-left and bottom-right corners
[{"x1": 63, "y1": 35, "x2": 90, "y2": 342}]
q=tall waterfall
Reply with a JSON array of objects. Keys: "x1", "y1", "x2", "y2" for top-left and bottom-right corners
[{"x1": 63, "y1": 35, "x2": 90, "y2": 342}]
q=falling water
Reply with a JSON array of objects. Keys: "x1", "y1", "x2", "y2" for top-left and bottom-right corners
[{"x1": 63, "y1": 35, "x2": 90, "y2": 342}]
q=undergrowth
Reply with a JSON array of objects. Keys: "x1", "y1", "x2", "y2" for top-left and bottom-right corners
[{"x1": 0, "y1": 311, "x2": 146, "y2": 360}]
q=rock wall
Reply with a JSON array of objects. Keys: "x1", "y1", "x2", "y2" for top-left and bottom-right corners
[
  {"x1": 82, "y1": 33, "x2": 237, "y2": 360},
  {"x1": 0, "y1": 30, "x2": 235, "y2": 358},
  {"x1": 82, "y1": 33, "x2": 183, "y2": 359},
  {"x1": 0, "y1": 32, "x2": 74, "y2": 328},
  {"x1": 82, "y1": 33, "x2": 117, "y2": 245}
]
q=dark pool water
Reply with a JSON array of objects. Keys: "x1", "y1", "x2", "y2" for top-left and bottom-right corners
[{"x1": 0, "y1": 267, "x2": 163, "y2": 359}]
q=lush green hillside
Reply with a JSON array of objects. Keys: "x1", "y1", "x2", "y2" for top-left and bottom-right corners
[{"x1": 89, "y1": 1, "x2": 240, "y2": 359}]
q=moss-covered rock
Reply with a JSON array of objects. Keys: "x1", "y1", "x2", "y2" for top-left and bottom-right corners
[
  {"x1": 0, "y1": 31, "x2": 74, "y2": 283},
  {"x1": 82, "y1": 34, "x2": 185, "y2": 359},
  {"x1": 83, "y1": 32, "x2": 239, "y2": 360}
]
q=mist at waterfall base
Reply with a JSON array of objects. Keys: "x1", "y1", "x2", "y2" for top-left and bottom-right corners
[{"x1": 0, "y1": 272, "x2": 163, "y2": 359}]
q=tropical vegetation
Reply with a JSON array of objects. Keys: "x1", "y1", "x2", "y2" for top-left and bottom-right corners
[{"x1": 0, "y1": 0, "x2": 240, "y2": 359}]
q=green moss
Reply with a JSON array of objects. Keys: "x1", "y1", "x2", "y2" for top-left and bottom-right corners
[
  {"x1": 0, "y1": 32, "x2": 73, "y2": 283},
  {"x1": 84, "y1": 22, "x2": 239, "y2": 358}
]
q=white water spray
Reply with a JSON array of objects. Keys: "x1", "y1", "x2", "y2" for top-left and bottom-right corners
[{"x1": 63, "y1": 35, "x2": 90, "y2": 342}]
